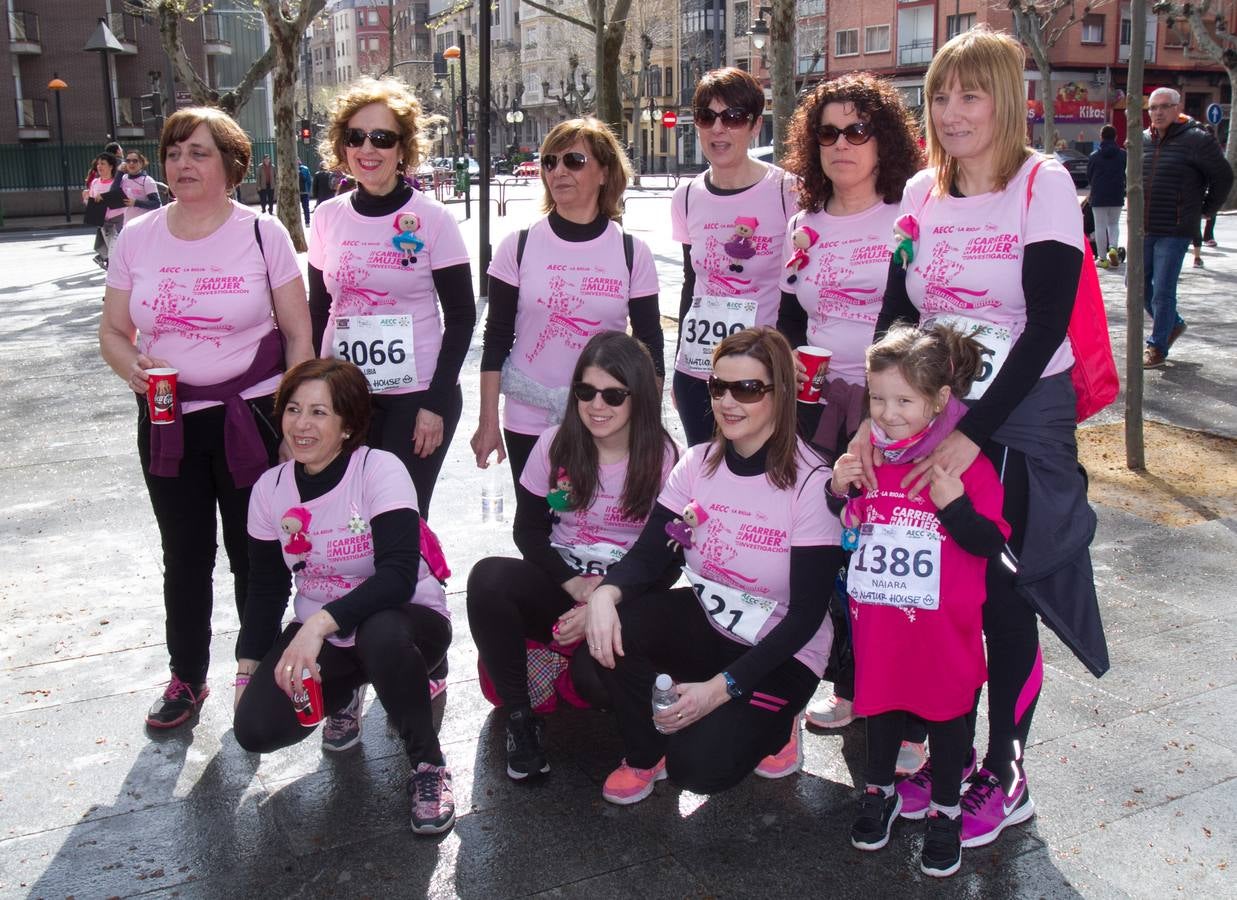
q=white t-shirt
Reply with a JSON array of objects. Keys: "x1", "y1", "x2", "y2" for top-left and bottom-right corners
[
  {"x1": 487, "y1": 217, "x2": 660, "y2": 435},
  {"x1": 778, "y1": 201, "x2": 899, "y2": 386},
  {"x1": 120, "y1": 172, "x2": 161, "y2": 224}
]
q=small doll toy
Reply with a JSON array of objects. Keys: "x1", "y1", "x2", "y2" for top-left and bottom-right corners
[
  {"x1": 547, "y1": 467, "x2": 573, "y2": 512},
  {"x1": 665, "y1": 500, "x2": 709, "y2": 551},
  {"x1": 392, "y1": 211, "x2": 425, "y2": 266},
  {"x1": 784, "y1": 224, "x2": 819, "y2": 284},
  {"x1": 891, "y1": 214, "x2": 919, "y2": 269},
  {"x1": 724, "y1": 215, "x2": 759, "y2": 272},
  {"x1": 281, "y1": 507, "x2": 313, "y2": 572}
]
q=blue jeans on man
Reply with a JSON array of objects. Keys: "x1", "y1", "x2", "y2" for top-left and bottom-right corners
[{"x1": 1143, "y1": 235, "x2": 1190, "y2": 355}]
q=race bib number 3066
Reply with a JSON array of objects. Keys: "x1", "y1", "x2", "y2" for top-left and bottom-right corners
[
  {"x1": 679, "y1": 297, "x2": 758, "y2": 374},
  {"x1": 333, "y1": 314, "x2": 417, "y2": 392},
  {"x1": 847, "y1": 523, "x2": 941, "y2": 610}
]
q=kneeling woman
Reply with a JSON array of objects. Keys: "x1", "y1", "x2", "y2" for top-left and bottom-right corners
[
  {"x1": 586, "y1": 327, "x2": 843, "y2": 804},
  {"x1": 233, "y1": 359, "x2": 455, "y2": 835},
  {"x1": 467, "y1": 331, "x2": 680, "y2": 781}
]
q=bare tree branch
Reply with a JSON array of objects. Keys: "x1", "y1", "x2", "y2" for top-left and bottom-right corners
[{"x1": 521, "y1": 0, "x2": 597, "y2": 34}]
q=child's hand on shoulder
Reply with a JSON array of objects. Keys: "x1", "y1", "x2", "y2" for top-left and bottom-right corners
[
  {"x1": 832, "y1": 453, "x2": 863, "y2": 495},
  {"x1": 927, "y1": 464, "x2": 964, "y2": 509}
]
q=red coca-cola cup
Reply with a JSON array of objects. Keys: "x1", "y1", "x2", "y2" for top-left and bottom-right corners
[
  {"x1": 146, "y1": 368, "x2": 179, "y2": 425},
  {"x1": 796, "y1": 346, "x2": 832, "y2": 403},
  {"x1": 292, "y1": 668, "x2": 325, "y2": 727}
]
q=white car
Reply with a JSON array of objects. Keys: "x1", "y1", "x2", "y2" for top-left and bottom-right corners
[{"x1": 749, "y1": 145, "x2": 775, "y2": 162}]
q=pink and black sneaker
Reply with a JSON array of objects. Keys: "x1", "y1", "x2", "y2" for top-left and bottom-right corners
[
  {"x1": 145, "y1": 675, "x2": 209, "y2": 729},
  {"x1": 960, "y1": 767, "x2": 1036, "y2": 848}
]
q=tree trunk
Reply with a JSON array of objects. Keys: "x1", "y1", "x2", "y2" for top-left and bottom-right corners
[
  {"x1": 598, "y1": 0, "x2": 634, "y2": 132},
  {"x1": 1125, "y1": 0, "x2": 1147, "y2": 470},
  {"x1": 770, "y1": 0, "x2": 795, "y2": 158},
  {"x1": 1227, "y1": 68, "x2": 1237, "y2": 208},
  {"x1": 1041, "y1": 62, "x2": 1056, "y2": 151}
]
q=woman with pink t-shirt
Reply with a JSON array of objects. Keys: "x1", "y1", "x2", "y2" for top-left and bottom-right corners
[
  {"x1": 309, "y1": 78, "x2": 475, "y2": 521},
  {"x1": 831, "y1": 324, "x2": 1010, "y2": 877},
  {"x1": 473, "y1": 118, "x2": 663, "y2": 491},
  {"x1": 467, "y1": 331, "x2": 679, "y2": 782},
  {"x1": 82, "y1": 153, "x2": 126, "y2": 269},
  {"x1": 586, "y1": 327, "x2": 842, "y2": 805},
  {"x1": 671, "y1": 68, "x2": 798, "y2": 446},
  {"x1": 117, "y1": 151, "x2": 163, "y2": 225},
  {"x1": 233, "y1": 359, "x2": 456, "y2": 836},
  {"x1": 857, "y1": 28, "x2": 1106, "y2": 852},
  {"x1": 100, "y1": 108, "x2": 313, "y2": 731}
]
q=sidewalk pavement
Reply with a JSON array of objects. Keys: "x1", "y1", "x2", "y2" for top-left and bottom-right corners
[{"x1": 0, "y1": 186, "x2": 1233, "y2": 898}]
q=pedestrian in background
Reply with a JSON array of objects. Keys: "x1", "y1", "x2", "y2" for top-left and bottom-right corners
[
  {"x1": 118, "y1": 151, "x2": 162, "y2": 224},
  {"x1": 257, "y1": 153, "x2": 276, "y2": 213},
  {"x1": 1191, "y1": 123, "x2": 1223, "y2": 268},
  {"x1": 82, "y1": 152, "x2": 125, "y2": 270},
  {"x1": 312, "y1": 160, "x2": 335, "y2": 207},
  {"x1": 1087, "y1": 124, "x2": 1126, "y2": 269},
  {"x1": 298, "y1": 160, "x2": 312, "y2": 225}
]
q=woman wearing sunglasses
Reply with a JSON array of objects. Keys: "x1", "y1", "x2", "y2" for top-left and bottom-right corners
[
  {"x1": 854, "y1": 28, "x2": 1104, "y2": 850},
  {"x1": 585, "y1": 327, "x2": 843, "y2": 804},
  {"x1": 117, "y1": 151, "x2": 163, "y2": 224},
  {"x1": 670, "y1": 68, "x2": 799, "y2": 447},
  {"x1": 309, "y1": 77, "x2": 475, "y2": 523},
  {"x1": 466, "y1": 331, "x2": 679, "y2": 781},
  {"x1": 474, "y1": 117, "x2": 663, "y2": 490}
]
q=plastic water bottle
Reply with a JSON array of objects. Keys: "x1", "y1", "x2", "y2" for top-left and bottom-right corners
[
  {"x1": 651, "y1": 673, "x2": 678, "y2": 733},
  {"x1": 481, "y1": 463, "x2": 505, "y2": 523}
]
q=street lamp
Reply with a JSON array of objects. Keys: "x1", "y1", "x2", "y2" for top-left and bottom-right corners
[
  {"x1": 48, "y1": 75, "x2": 70, "y2": 224},
  {"x1": 749, "y1": 6, "x2": 771, "y2": 51},
  {"x1": 83, "y1": 17, "x2": 124, "y2": 140},
  {"x1": 431, "y1": 79, "x2": 444, "y2": 102}
]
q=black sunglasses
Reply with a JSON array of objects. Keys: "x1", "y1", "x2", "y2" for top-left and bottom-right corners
[
  {"x1": 707, "y1": 377, "x2": 775, "y2": 403},
  {"x1": 814, "y1": 122, "x2": 874, "y2": 147},
  {"x1": 124, "y1": 157, "x2": 142, "y2": 164},
  {"x1": 695, "y1": 106, "x2": 753, "y2": 129},
  {"x1": 343, "y1": 128, "x2": 402, "y2": 149},
  {"x1": 573, "y1": 382, "x2": 631, "y2": 406},
  {"x1": 542, "y1": 152, "x2": 589, "y2": 172}
]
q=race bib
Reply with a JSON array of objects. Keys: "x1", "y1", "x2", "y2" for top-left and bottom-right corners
[
  {"x1": 678, "y1": 296, "x2": 758, "y2": 374},
  {"x1": 847, "y1": 523, "x2": 941, "y2": 610},
  {"x1": 683, "y1": 566, "x2": 777, "y2": 645},
  {"x1": 926, "y1": 314, "x2": 1013, "y2": 400},
  {"x1": 333, "y1": 315, "x2": 417, "y2": 392},
  {"x1": 553, "y1": 541, "x2": 626, "y2": 577}
]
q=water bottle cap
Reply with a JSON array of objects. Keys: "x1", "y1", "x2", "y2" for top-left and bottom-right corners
[{"x1": 654, "y1": 673, "x2": 673, "y2": 690}]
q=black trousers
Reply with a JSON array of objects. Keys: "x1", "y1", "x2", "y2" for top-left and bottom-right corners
[
  {"x1": 233, "y1": 605, "x2": 451, "y2": 765},
  {"x1": 137, "y1": 396, "x2": 281, "y2": 684},
  {"x1": 258, "y1": 188, "x2": 274, "y2": 212},
  {"x1": 867, "y1": 711, "x2": 970, "y2": 806},
  {"x1": 671, "y1": 370, "x2": 715, "y2": 447},
  {"x1": 369, "y1": 385, "x2": 463, "y2": 520},
  {"x1": 500, "y1": 427, "x2": 539, "y2": 493},
  {"x1": 596, "y1": 587, "x2": 818, "y2": 795}
]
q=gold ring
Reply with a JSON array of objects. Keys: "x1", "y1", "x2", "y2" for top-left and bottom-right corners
[
  {"x1": 284, "y1": 664, "x2": 293, "y2": 672},
  {"x1": 677, "y1": 712, "x2": 683, "y2": 720}
]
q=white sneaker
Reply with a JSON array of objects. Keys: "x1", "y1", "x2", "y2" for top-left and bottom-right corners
[
  {"x1": 895, "y1": 740, "x2": 927, "y2": 776},
  {"x1": 805, "y1": 695, "x2": 858, "y2": 729}
]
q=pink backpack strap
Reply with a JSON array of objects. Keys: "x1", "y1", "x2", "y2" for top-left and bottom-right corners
[{"x1": 1025, "y1": 157, "x2": 1047, "y2": 207}]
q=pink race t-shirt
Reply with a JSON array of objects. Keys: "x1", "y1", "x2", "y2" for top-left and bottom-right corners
[
  {"x1": 487, "y1": 217, "x2": 659, "y2": 435},
  {"x1": 778, "y1": 202, "x2": 897, "y2": 387},
  {"x1": 671, "y1": 166, "x2": 799, "y2": 378},
  {"x1": 248, "y1": 448, "x2": 449, "y2": 648},
  {"x1": 521, "y1": 425, "x2": 679, "y2": 552},
  {"x1": 120, "y1": 173, "x2": 161, "y2": 224},
  {"x1": 658, "y1": 440, "x2": 840, "y2": 676},
  {"x1": 845, "y1": 457, "x2": 1009, "y2": 721},
  {"x1": 89, "y1": 177, "x2": 125, "y2": 221},
  {"x1": 902, "y1": 156, "x2": 1084, "y2": 383},
  {"x1": 308, "y1": 192, "x2": 470, "y2": 394},
  {"x1": 107, "y1": 203, "x2": 302, "y2": 414}
]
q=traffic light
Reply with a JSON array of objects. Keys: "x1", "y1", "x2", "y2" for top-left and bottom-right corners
[
  {"x1": 300, "y1": 119, "x2": 311, "y2": 144},
  {"x1": 140, "y1": 92, "x2": 163, "y2": 121}
]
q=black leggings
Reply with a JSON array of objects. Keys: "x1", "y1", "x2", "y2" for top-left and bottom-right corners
[
  {"x1": 596, "y1": 587, "x2": 818, "y2": 795},
  {"x1": 138, "y1": 396, "x2": 281, "y2": 684},
  {"x1": 671, "y1": 370, "x2": 715, "y2": 447},
  {"x1": 233, "y1": 605, "x2": 451, "y2": 765},
  {"x1": 867, "y1": 711, "x2": 970, "y2": 806},
  {"x1": 369, "y1": 385, "x2": 463, "y2": 520},
  {"x1": 501, "y1": 427, "x2": 539, "y2": 493}
]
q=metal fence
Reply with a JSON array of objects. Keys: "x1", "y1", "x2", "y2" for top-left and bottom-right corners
[{"x1": 0, "y1": 140, "x2": 322, "y2": 192}]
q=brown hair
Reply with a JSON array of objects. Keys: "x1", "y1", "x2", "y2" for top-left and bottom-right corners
[
  {"x1": 320, "y1": 76, "x2": 432, "y2": 175},
  {"x1": 865, "y1": 322, "x2": 985, "y2": 401},
  {"x1": 538, "y1": 117, "x2": 632, "y2": 220},
  {"x1": 692, "y1": 67, "x2": 766, "y2": 123},
  {"x1": 275, "y1": 358, "x2": 372, "y2": 456},
  {"x1": 704, "y1": 326, "x2": 800, "y2": 490},
  {"x1": 159, "y1": 107, "x2": 252, "y2": 189},
  {"x1": 549, "y1": 331, "x2": 678, "y2": 521},
  {"x1": 924, "y1": 27, "x2": 1032, "y2": 196},
  {"x1": 784, "y1": 73, "x2": 923, "y2": 213}
]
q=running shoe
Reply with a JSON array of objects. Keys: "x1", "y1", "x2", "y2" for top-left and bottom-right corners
[
  {"x1": 408, "y1": 761, "x2": 456, "y2": 835},
  {"x1": 505, "y1": 708, "x2": 549, "y2": 781},
  {"x1": 1205, "y1": 239, "x2": 1218, "y2": 247},
  {"x1": 602, "y1": 757, "x2": 666, "y2": 805},
  {"x1": 959, "y1": 767, "x2": 1036, "y2": 848},
  {"x1": 897, "y1": 748, "x2": 977, "y2": 820},
  {"x1": 920, "y1": 811, "x2": 963, "y2": 877},
  {"x1": 146, "y1": 676, "x2": 209, "y2": 729},
  {"x1": 1168, "y1": 321, "x2": 1188, "y2": 348},
  {"x1": 895, "y1": 740, "x2": 927, "y2": 776},
  {"x1": 1106, "y1": 247, "x2": 1120, "y2": 267},
  {"x1": 805, "y1": 695, "x2": 858, "y2": 729},
  {"x1": 1194, "y1": 256, "x2": 1205, "y2": 268},
  {"x1": 754, "y1": 714, "x2": 802, "y2": 778},
  {"x1": 850, "y1": 786, "x2": 902, "y2": 851},
  {"x1": 322, "y1": 685, "x2": 366, "y2": 752}
]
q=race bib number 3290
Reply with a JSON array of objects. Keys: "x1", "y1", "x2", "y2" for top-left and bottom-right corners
[{"x1": 679, "y1": 297, "x2": 758, "y2": 374}]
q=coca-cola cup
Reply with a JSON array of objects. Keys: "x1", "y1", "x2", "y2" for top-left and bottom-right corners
[
  {"x1": 292, "y1": 667, "x2": 325, "y2": 727},
  {"x1": 146, "y1": 368, "x2": 179, "y2": 425},
  {"x1": 796, "y1": 346, "x2": 832, "y2": 403}
]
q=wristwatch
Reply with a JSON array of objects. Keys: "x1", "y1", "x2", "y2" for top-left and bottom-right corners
[{"x1": 721, "y1": 671, "x2": 743, "y2": 699}]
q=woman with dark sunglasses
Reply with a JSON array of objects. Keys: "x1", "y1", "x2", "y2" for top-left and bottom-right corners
[
  {"x1": 117, "y1": 151, "x2": 163, "y2": 224},
  {"x1": 473, "y1": 117, "x2": 663, "y2": 491},
  {"x1": 585, "y1": 327, "x2": 843, "y2": 804},
  {"x1": 466, "y1": 331, "x2": 680, "y2": 781},
  {"x1": 670, "y1": 68, "x2": 799, "y2": 447}
]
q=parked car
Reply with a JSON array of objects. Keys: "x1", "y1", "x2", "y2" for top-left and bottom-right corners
[
  {"x1": 514, "y1": 160, "x2": 540, "y2": 177},
  {"x1": 749, "y1": 145, "x2": 775, "y2": 162},
  {"x1": 1055, "y1": 148, "x2": 1090, "y2": 188}
]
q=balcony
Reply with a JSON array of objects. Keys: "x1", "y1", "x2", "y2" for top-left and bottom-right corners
[
  {"x1": 16, "y1": 97, "x2": 49, "y2": 140},
  {"x1": 203, "y1": 13, "x2": 231, "y2": 55},
  {"x1": 897, "y1": 38, "x2": 933, "y2": 67},
  {"x1": 108, "y1": 12, "x2": 139, "y2": 54},
  {"x1": 116, "y1": 97, "x2": 147, "y2": 139},
  {"x1": 1118, "y1": 39, "x2": 1156, "y2": 63},
  {"x1": 8, "y1": 10, "x2": 40, "y2": 54}
]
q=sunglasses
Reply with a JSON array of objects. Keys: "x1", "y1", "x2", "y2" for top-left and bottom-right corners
[
  {"x1": 707, "y1": 376, "x2": 775, "y2": 403},
  {"x1": 572, "y1": 382, "x2": 631, "y2": 406},
  {"x1": 542, "y1": 152, "x2": 589, "y2": 172},
  {"x1": 343, "y1": 128, "x2": 402, "y2": 149},
  {"x1": 814, "y1": 122, "x2": 874, "y2": 147},
  {"x1": 694, "y1": 106, "x2": 753, "y2": 129},
  {"x1": 125, "y1": 158, "x2": 142, "y2": 164}
]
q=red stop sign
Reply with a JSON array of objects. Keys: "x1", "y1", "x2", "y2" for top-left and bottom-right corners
[{"x1": 661, "y1": 110, "x2": 678, "y2": 128}]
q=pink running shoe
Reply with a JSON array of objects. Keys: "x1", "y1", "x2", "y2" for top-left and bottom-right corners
[
  {"x1": 602, "y1": 757, "x2": 667, "y2": 805},
  {"x1": 959, "y1": 767, "x2": 1036, "y2": 847},
  {"x1": 755, "y1": 714, "x2": 803, "y2": 779},
  {"x1": 897, "y1": 748, "x2": 977, "y2": 820}
]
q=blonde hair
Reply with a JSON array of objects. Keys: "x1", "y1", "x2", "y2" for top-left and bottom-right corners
[
  {"x1": 924, "y1": 26, "x2": 1031, "y2": 195},
  {"x1": 320, "y1": 77, "x2": 431, "y2": 175},
  {"x1": 539, "y1": 118, "x2": 632, "y2": 220}
]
